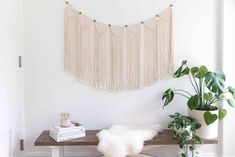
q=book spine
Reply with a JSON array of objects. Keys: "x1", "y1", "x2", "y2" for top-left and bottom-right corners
[{"x1": 50, "y1": 132, "x2": 86, "y2": 142}]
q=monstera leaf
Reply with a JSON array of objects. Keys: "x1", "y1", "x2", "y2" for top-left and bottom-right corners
[
  {"x1": 205, "y1": 71, "x2": 225, "y2": 95},
  {"x1": 228, "y1": 86, "x2": 235, "y2": 98},
  {"x1": 162, "y1": 88, "x2": 174, "y2": 107},
  {"x1": 191, "y1": 65, "x2": 208, "y2": 79},
  {"x1": 173, "y1": 60, "x2": 190, "y2": 78},
  {"x1": 219, "y1": 107, "x2": 227, "y2": 120},
  {"x1": 204, "y1": 111, "x2": 218, "y2": 125},
  {"x1": 187, "y1": 95, "x2": 200, "y2": 110},
  {"x1": 203, "y1": 92, "x2": 213, "y2": 101},
  {"x1": 227, "y1": 99, "x2": 235, "y2": 108}
]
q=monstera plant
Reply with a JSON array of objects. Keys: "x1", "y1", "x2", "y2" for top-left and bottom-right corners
[{"x1": 162, "y1": 60, "x2": 235, "y2": 126}]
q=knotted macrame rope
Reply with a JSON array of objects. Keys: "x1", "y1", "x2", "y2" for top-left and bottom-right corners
[{"x1": 64, "y1": 4, "x2": 173, "y2": 91}]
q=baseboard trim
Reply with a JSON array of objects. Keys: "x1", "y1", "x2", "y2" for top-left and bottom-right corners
[
  {"x1": 25, "y1": 151, "x2": 218, "y2": 157},
  {"x1": 25, "y1": 150, "x2": 103, "y2": 157}
]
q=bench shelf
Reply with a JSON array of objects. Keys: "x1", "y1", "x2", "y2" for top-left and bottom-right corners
[{"x1": 34, "y1": 129, "x2": 217, "y2": 157}]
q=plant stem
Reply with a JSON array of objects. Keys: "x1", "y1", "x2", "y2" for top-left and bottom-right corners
[
  {"x1": 192, "y1": 75, "x2": 200, "y2": 94},
  {"x1": 208, "y1": 97, "x2": 217, "y2": 106},
  {"x1": 199, "y1": 78, "x2": 203, "y2": 108},
  {"x1": 211, "y1": 98, "x2": 227, "y2": 104},
  {"x1": 188, "y1": 75, "x2": 198, "y2": 94},
  {"x1": 175, "y1": 93, "x2": 190, "y2": 99},
  {"x1": 203, "y1": 79, "x2": 206, "y2": 107},
  {"x1": 174, "y1": 89, "x2": 193, "y2": 96}
]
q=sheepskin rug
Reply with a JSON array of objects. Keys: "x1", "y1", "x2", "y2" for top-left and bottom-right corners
[{"x1": 96, "y1": 124, "x2": 163, "y2": 157}]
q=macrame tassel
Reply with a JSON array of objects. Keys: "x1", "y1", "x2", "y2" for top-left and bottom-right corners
[
  {"x1": 143, "y1": 18, "x2": 158, "y2": 85},
  {"x1": 94, "y1": 22, "x2": 109, "y2": 89},
  {"x1": 158, "y1": 7, "x2": 173, "y2": 78},
  {"x1": 143, "y1": 7, "x2": 173, "y2": 84},
  {"x1": 169, "y1": 8, "x2": 174, "y2": 74},
  {"x1": 64, "y1": 4, "x2": 68, "y2": 72},
  {"x1": 64, "y1": 5, "x2": 80, "y2": 77},
  {"x1": 78, "y1": 15, "x2": 94, "y2": 85},
  {"x1": 126, "y1": 24, "x2": 141, "y2": 90},
  {"x1": 110, "y1": 26, "x2": 125, "y2": 91}
]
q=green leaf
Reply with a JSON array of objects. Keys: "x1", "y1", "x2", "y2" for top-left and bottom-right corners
[
  {"x1": 179, "y1": 141, "x2": 184, "y2": 148},
  {"x1": 194, "y1": 123, "x2": 201, "y2": 129},
  {"x1": 219, "y1": 108, "x2": 227, "y2": 120},
  {"x1": 194, "y1": 135, "x2": 203, "y2": 143},
  {"x1": 187, "y1": 95, "x2": 200, "y2": 110},
  {"x1": 204, "y1": 111, "x2": 218, "y2": 125},
  {"x1": 191, "y1": 65, "x2": 208, "y2": 78},
  {"x1": 181, "y1": 153, "x2": 187, "y2": 157},
  {"x1": 182, "y1": 67, "x2": 190, "y2": 75},
  {"x1": 173, "y1": 60, "x2": 189, "y2": 78},
  {"x1": 189, "y1": 145, "x2": 195, "y2": 151},
  {"x1": 203, "y1": 92, "x2": 213, "y2": 101},
  {"x1": 205, "y1": 71, "x2": 225, "y2": 95},
  {"x1": 191, "y1": 67, "x2": 199, "y2": 77},
  {"x1": 228, "y1": 86, "x2": 235, "y2": 97},
  {"x1": 227, "y1": 99, "x2": 235, "y2": 108},
  {"x1": 198, "y1": 65, "x2": 208, "y2": 78},
  {"x1": 182, "y1": 60, "x2": 187, "y2": 65},
  {"x1": 162, "y1": 88, "x2": 174, "y2": 107}
]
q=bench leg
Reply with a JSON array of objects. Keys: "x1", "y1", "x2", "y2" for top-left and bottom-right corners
[{"x1": 49, "y1": 146, "x2": 64, "y2": 157}]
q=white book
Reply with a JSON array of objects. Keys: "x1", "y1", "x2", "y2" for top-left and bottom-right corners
[
  {"x1": 50, "y1": 132, "x2": 86, "y2": 142},
  {"x1": 51, "y1": 126, "x2": 85, "y2": 134},
  {"x1": 50, "y1": 128, "x2": 85, "y2": 138},
  {"x1": 53, "y1": 123, "x2": 84, "y2": 132}
]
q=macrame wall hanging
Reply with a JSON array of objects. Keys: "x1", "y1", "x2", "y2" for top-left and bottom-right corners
[{"x1": 64, "y1": 3, "x2": 173, "y2": 91}]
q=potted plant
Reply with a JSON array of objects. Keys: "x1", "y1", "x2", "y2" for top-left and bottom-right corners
[
  {"x1": 162, "y1": 60, "x2": 235, "y2": 139},
  {"x1": 168, "y1": 113, "x2": 202, "y2": 157}
]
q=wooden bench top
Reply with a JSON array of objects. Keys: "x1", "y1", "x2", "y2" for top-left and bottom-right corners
[{"x1": 34, "y1": 130, "x2": 218, "y2": 146}]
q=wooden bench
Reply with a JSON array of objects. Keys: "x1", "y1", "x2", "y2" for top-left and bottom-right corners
[{"x1": 35, "y1": 130, "x2": 217, "y2": 157}]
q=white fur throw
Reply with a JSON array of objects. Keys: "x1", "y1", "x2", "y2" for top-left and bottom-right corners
[{"x1": 96, "y1": 124, "x2": 163, "y2": 157}]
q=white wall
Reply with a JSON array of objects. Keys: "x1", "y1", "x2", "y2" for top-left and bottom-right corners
[
  {"x1": 23, "y1": 0, "x2": 218, "y2": 156},
  {"x1": 0, "y1": 0, "x2": 24, "y2": 156},
  {"x1": 223, "y1": 0, "x2": 235, "y2": 156}
]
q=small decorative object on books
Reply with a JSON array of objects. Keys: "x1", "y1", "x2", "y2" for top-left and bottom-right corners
[
  {"x1": 61, "y1": 113, "x2": 70, "y2": 127},
  {"x1": 50, "y1": 121, "x2": 86, "y2": 142},
  {"x1": 162, "y1": 60, "x2": 235, "y2": 139}
]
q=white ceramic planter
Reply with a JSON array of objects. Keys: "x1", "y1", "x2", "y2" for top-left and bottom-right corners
[{"x1": 188, "y1": 110, "x2": 218, "y2": 139}]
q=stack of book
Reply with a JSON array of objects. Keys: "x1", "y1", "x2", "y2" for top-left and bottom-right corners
[{"x1": 50, "y1": 121, "x2": 86, "y2": 142}]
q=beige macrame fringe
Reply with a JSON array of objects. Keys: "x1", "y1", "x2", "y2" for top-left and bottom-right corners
[
  {"x1": 109, "y1": 26, "x2": 125, "y2": 91},
  {"x1": 64, "y1": 4, "x2": 173, "y2": 91},
  {"x1": 126, "y1": 24, "x2": 141, "y2": 90},
  {"x1": 143, "y1": 17, "x2": 159, "y2": 85}
]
